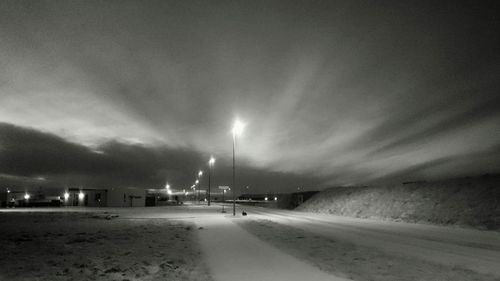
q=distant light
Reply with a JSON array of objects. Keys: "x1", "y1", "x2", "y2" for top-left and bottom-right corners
[
  {"x1": 274, "y1": 197, "x2": 278, "y2": 201},
  {"x1": 24, "y1": 193, "x2": 30, "y2": 200},
  {"x1": 198, "y1": 170, "x2": 203, "y2": 177},
  {"x1": 232, "y1": 119, "x2": 245, "y2": 137},
  {"x1": 204, "y1": 198, "x2": 207, "y2": 202},
  {"x1": 166, "y1": 183, "x2": 170, "y2": 189},
  {"x1": 195, "y1": 180, "x2": 199, "y2": 184},
  {"x1": 7, "y1": 189, "x2": 10, "y2": 193},
  {"x1": 264, "y1": 197, "x2": 268, "y2": 201},
  {"x1": 209, "y1": 156, "x2": 215, "y2": 165},
  {"x1": 64, "y1": 192, "x2": 70, "y2": 200},
  {"x1": 78, "y1": 192, "x2": 85, "y2": 200},
  {"x1": 167, "y1": 189, "x2": 172, "y2": 195}
]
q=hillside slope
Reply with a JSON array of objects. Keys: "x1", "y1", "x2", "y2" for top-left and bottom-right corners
[{"x1": 296, "y1": 175, "x2": 500, "y2": 230}]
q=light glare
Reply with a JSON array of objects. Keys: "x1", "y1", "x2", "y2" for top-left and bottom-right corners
[{"x1": 232, "y1": 119, "x2": 245, "y2": 137}]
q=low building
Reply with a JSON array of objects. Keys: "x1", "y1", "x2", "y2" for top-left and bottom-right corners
[{"x1": 2, "y1": 187, "x2": 146, "y2": 208}]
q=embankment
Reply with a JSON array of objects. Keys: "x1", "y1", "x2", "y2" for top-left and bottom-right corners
[{"x1": 296, "y1": 175, "x2": 500, "y2": 230}]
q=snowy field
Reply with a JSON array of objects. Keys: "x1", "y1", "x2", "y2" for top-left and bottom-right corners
[
  {"x1": 0, "y1": 207, "x2": 212, "y2": 281},
  {"x1": 1, "y1": 205, "x2": 499, "y2": 281}
]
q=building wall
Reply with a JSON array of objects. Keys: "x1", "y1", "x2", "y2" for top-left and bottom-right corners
[
  {"x1": 84, "y1": 190, "x2": 107, "y2": 207},
  {"x1": 64, "y1": 189, "x2": 107, "y2": 207},
  {"x1": 107, "y1": 188, "x2": 145, "y2": 207}
]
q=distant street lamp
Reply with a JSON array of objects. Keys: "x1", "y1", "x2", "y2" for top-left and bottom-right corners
[
  {"x1": 197, "y1": 171, "x2": 203, "y2": 204},
  {"x1": 232, "y1": 119, "x2": 245, "y2": 216},
  {"x1": 165, "y1": 182, "x2": 172, "y2": 197},
  {"x1": 208, "y1": 156, "x2": 215, "y2": 206},
  {"x1": 222, "y1": 189, "x2": 226, "y2": 213}
]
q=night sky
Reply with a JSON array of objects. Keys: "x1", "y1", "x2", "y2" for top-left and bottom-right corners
[{"x1": 1, "y1": 0, "x2": 499, "y2": 193}]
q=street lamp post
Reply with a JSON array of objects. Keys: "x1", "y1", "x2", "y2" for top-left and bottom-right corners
[
  {"x1": 222, "y1": 189, "x2": 226, "y2": 213},
  {"x1": 195, "y1": 180, "x2": 199, "y2": 203},
  {"x1": 197, "y1": 171, "x2": 203, "y2": 204},
  {"x1": 208, "y1": 156, "x2": 215, "y2": 206},
  {"x1": 231, "y1": 119, "x2": 245, "y2": 216}
]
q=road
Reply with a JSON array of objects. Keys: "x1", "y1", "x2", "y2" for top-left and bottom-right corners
[
  {"x1": 242, "y1": 205, "x2": 500, "y2": 277},
  {"x1": 194, "y1": 213, "x2": 350, "y2": 281}
]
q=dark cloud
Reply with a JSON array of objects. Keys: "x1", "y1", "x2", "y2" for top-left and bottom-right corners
[{"x1": 0, "y1": 123, "x2": 323, "y2": 192}]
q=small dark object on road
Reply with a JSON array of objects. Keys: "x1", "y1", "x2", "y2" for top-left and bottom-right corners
[{"x1": 242, "y1": 211, "x2": 247, "y2": 216}]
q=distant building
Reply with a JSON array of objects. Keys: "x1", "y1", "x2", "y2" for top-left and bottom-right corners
[{"x1": 1, "y1": 187, "x2": 146, "y2": 208}]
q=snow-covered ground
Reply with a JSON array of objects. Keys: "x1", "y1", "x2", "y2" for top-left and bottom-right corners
[
  {"x1": 240, "y1": 206, "x2": 500, "y2": 281},
  {"x1": 297, "y1": 175, "x2": 500, "y2": 230},
  {"x1": 0, "y1": 207, "x2": 212, "y2": 281},
  {"x1": 1, "y1": 205, "x2": 499, "y2": 281}
]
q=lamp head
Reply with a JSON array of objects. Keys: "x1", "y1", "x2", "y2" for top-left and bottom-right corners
[{"x1": 232, "y1": 119, "x2": 245, "y2": 137}]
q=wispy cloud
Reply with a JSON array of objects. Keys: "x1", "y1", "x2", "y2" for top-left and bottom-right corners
[{"x1": 1, "y1": 0, "x2": 499, "y2": 189}]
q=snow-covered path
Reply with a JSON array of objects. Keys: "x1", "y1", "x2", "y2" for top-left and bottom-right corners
[{"x1": 194, "y1": 214, "x2": 351, "y2": 281}]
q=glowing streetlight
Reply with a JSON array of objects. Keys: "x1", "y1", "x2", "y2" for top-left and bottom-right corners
[
  {"x1": 24, "y1": 193, "x2": 30, "y2": 200},
  {"x1": 64, "y1": 192, "x2": 70, "y2": 200},
  {"x1": 208, "y1": 156, "x2": 215, "y2": 206},
  {"x1": 232, "y1": 119, "x2": 245, "y2": 137},
  {"x1": 231, "y1": 118, "x2": 245, "y2": 216},
  {"x1": 78, "y1": 191, "x2": 85, "y2": 200},
  {"x1": 197, "y1": 171, "x2": 203, "y2": 203}
]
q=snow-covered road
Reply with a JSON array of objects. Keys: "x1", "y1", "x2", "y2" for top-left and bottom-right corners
[
  {"x1": 243, "y1": 206, "x2": 500, "y2": 277},
  {"x1": 194, "y1": 214, "x2": 350, "y2": 281}
]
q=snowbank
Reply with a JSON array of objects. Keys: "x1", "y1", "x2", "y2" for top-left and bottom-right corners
[{"x1": 297, "y1": 175, "x2": 500, "y2": 230}]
